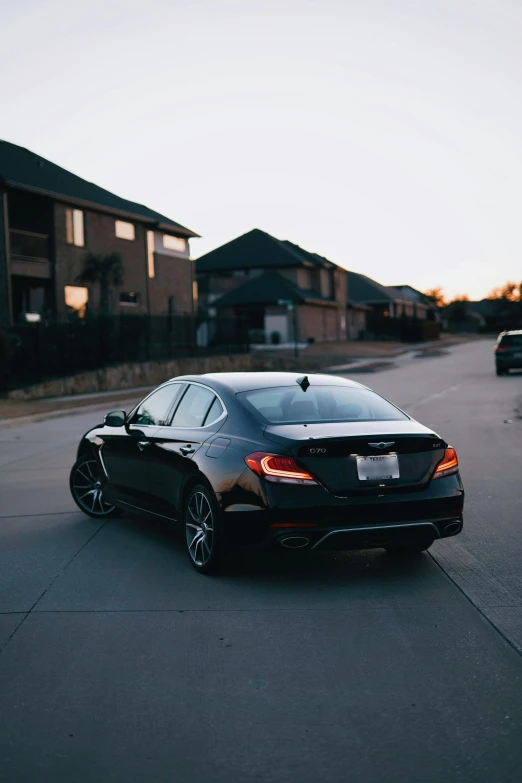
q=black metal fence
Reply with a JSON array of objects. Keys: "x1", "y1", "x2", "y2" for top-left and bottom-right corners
[
  {"x1": 0, "y1": 314, "x2": 250, "y2": 391},
  {"x1": 365, "y1": 315, "x2": 441, "y2": 342}
]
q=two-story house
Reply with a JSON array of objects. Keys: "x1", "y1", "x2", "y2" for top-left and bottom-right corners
[
  {"x1": 0, "y1": 140, "x2": 199, "y2": 324},
  {"x1": 196, "y1": 229, "x2": 347, "y2": 344}
]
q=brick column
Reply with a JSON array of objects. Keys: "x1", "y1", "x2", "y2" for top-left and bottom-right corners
[{"x1": 0, "y1": 189, "x2": 13, "y2": 325}]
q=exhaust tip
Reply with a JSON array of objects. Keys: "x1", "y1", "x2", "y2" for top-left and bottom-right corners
[
  {"x1": 280, "y1": 536, "x2": 310, "y2": 549},
  {"x1": 444, "y1": 521, "x2": 462, "y2": 535}
]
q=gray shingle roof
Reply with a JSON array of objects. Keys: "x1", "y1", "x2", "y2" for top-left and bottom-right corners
[
  {"x1": 346, "y1": 271, "x2": 402, "y2": 305},
  {"x1": 213, "y1": 271, "x2": 334, "y2": 308},
  {"x1": 0, "y1": 139, "x2": 199, "y2": 237},
  {"x1": 196, "y1": 229, "x2": 335, "y2": 273}
]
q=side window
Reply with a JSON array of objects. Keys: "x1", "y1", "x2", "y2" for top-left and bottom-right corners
[
  {"x1": 204, "y1": 396, "x2": 224, "y2": 426},
  {"x1": 130, "y1": 384, "x2": 184, "y2": 427},
  {"x1": 171, "y1": 385, "x2": 216, "y2": 428}
]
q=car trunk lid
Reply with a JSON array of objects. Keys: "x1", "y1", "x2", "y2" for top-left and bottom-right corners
[{"x1": 263, "y1": 420, "x2": 446, "y2": 495}]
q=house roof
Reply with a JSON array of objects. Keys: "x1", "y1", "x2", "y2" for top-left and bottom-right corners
[
  {"x1": 389, "y1": 285, "x2": 434, "y2": 305},
  {"x1": 196, "y1": 228, "x2": 335, "y2": 273},
  {"x1": 213, "y1": 271, "x2": 335, "y2": 308},
  {"x1": 346, "y1": 271, "x2": 402, "y2": 305},
  {"x1": 0, "y1": 139, "x2": 199, "y2": 237}
]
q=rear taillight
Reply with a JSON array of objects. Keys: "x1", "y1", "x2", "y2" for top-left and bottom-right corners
[
  {"x1": 433, "y1": 447, "x2": 459, "y2": 479},
  {"x1": 495, "y1": 345, "x2": 508, "y2": 352},
  {"x1": 245, "y1": 452, "x2": 318, "y2": 485}
]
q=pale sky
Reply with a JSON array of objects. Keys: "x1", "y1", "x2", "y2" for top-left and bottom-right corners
[{"x1": 2, "y1": 0, "x2": 521, "y2": 300}]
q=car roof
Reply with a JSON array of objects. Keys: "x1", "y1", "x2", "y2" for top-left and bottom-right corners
[
  {"x1": 500, "y1": 330, "x2": 522, "y2": 335},
  {"x1": 171, "y1": 372, "x2": 364, "y2": 393}
]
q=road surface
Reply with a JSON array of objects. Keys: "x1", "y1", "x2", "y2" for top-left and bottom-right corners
[{"x1": 0, "y1": 339, "x2": 521, "y2": 782}]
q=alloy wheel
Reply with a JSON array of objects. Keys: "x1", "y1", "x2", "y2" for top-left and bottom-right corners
[
  {"x1": 71, "y1": 459, "x2": 116, "y2": 517},
  {"x1": 186, "y1": 490, "x2": 214, "y2": 567}
]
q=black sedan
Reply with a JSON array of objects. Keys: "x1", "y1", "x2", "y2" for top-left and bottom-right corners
[{"x1": 69, "y1": 372, "x2": 464, "y2": 573}]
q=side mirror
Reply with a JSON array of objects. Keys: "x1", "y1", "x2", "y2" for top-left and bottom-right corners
[{"x1": 104, "y1": 410, "x2": 127, "y2": 428}]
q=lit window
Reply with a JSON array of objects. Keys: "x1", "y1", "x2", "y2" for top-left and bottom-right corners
[
  {"x1": 65, "y1": 286, "x2": 88, "y2": 317},
  {"x1": 147, "y1": 230, "x2": 155, "y2": 278},
  {"x1": 65, "y1": 208, "x2": 85, "y2": 247},
  {"x1": 115, "y1": 220, "x2": 135, "y2": 241},
  {"x1": 162, "y1": 234, "x2": 186, "y2": 252},
  {"x1": 120, "y1": 292, "x2": 140, "y2": 306}
]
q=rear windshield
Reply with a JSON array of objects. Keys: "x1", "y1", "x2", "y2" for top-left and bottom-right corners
[
  {"x1": 239, "y1": 385, "x2": 409, "y2": 424},
  {"x1": 499, "y1": 334, "x2": 522, "y2": 347}
]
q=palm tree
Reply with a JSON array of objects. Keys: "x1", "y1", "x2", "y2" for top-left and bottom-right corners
[{"x1": 76, "y1": 252, "x2": 124, "y2": 315}]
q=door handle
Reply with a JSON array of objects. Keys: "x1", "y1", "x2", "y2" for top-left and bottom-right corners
[
  {"x1": 180, "y1": 445, "x2": 196, "y2": 456},
  {"x1": 137, "y1": 441, "x2": 151, "y2": 451}
]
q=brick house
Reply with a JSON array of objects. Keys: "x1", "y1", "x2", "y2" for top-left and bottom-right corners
[
  {"x1": 0, "y1": 140, "x2": 199, "y2": 324},
  {"x1": 196, "y1": 229, "x2": 348, "y2": 344},
  {"x1": 346, "y1": 272, "x2": 430, "y2": 319}
]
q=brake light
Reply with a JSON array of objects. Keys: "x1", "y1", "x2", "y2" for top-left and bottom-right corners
[
  {"x1": 433, "y1": 447, "x2": 459, "y2": 479},
  {"x1": 245, "y1": 452, "x2": 318, "y2": 484},
  {"x1": 495, "y1": 345, "x2": 508, "y2": 352}
]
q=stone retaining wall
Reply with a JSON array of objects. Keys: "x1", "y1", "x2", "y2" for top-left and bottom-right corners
[{"x1": 8, "y1": 353, "x2": 257, "y2": 401}]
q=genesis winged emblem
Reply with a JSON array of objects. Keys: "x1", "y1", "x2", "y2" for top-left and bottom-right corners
[{"x1": 368, "y1": 441, "x2": 395, "y2": 450}]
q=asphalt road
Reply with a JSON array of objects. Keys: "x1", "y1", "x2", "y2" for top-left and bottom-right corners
[{"x1": 0, "y1": 339, "x2": 521, "y2": 783}]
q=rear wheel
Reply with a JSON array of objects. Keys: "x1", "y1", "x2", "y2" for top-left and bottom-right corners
[
  {"x1": 385, "y1": 542, "x2": 432, "y2": 555},
  {"x1": 70, "y1": 455, "x2": 121, "y2": 518},
  {"x1": 184, "y1": 484, "x2": 222, "y2": 574},
  {"x1": 496, "y1": 366, "x2": 506, "y2": 376}
]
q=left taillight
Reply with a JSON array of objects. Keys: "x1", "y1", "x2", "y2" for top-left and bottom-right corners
[
  {"x1": 433, "y1": 447, "x2": 459, "y2": 479},
  {"x1": 245, "y1": 452, "x2": 318, "y2": 485}
]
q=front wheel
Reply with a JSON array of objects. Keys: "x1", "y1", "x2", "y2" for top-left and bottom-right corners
[
  {"x1": 69, "y1": 455, "x2": 121, "y2": 518},
  {"x1": 184, "y1": 484, "x2": 222, "y2": 574}
]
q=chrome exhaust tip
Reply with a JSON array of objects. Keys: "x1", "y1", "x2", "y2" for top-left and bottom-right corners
[
  {"x1": 280, "y1": 536, "x2": 310, "y2": 549},
  {"x1": 444, "y1": 521, "x2": 462, "y2": 535}
]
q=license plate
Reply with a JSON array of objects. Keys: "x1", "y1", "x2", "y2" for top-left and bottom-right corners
[{"x1": 356, "y1": 455, "x2": 399, "y2": 481}]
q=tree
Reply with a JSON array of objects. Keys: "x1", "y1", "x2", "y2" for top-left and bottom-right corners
[
  {"x1": 445, "y1": 294, "x2": 470, "y2": 322},
  {"x1": 76, "y1": 253, "x2": 124, "y2": 315},
  {"x1": 488, "y1": 281, "x2": 522, "y2": 301},
  {"x1": 424, "y1": 287, "x2": 446, "y2": 307}
]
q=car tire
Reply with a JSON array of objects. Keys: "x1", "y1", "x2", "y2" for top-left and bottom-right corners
[
  {"x1": 184, "y1": 483, "x2": 222, "y2": 575},
  {"x1": 385, "y1": 542, "x2": 431, "y2": 555},
  {"x1": 69, "y1": 455, "x2": 122, "y2": 518},
  {"x1": 496, "y1": 367, "x2": 506, "y2": 376}
]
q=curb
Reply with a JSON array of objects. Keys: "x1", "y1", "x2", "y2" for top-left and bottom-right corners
[{"x1": 0, "y1": 394, "x2": 144, "y2": 431}]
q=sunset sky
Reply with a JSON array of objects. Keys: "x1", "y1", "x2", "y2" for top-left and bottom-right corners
[{"x1": 2, "y1": 0, "x2": 521, "y2": 300}]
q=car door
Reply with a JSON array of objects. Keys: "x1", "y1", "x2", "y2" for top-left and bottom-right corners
[
  {"x1": 146, "y1": 383, "x2": 227, "y2": 519},
  {"x1": 101, "y1": 382, "x2": 186, "y2": 511}
]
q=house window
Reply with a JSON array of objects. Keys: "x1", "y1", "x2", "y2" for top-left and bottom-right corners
[
  {"x1": 65, "y1": 286, "x2": 88, "y2": 318},
  {"x1": 320, "y1": 269, "x2": 333, "y2": 298},
  {"x1": 297, "y1": 269, "x2": 312, "y2": 289},
  {"x1": 65, "y1": 208, "x2": 85, "y2": 247},
  {"x1": 147, "y1": 230, "x2": 155, "y2": 278},
  {"x1": 162, "y1": 234, "x2": 186, "y2": 252},
  {"x1": 115, "y1": 220, "x2": 135, "y2": 240},
  {"x1": 120, "y1": 292, "x2": 140, "y2": 306}
]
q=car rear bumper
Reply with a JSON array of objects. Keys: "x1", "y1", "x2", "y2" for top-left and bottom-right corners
[
  {"x1": 496, "y1": 358, "x2": 522, "y2": 369},
  {"x1": 271, "y1": 516, "x2": 462, "y2": 551}
]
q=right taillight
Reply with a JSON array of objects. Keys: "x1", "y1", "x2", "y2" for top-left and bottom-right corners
[{"x1": 433, "y1": 447, "x2": 459, "y2": 479}]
